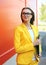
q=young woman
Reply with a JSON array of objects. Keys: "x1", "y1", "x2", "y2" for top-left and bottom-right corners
[{"x1": 14, "y1": 7, "x2": 41, "y2": 65}]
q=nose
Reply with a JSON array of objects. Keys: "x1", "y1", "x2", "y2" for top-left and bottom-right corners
[{"x1": 24, "y1": 14, "x2": 28, "y2": 18}]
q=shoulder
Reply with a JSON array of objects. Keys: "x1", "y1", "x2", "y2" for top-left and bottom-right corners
[
  {"x1": 14, "y1": 24, "x2": 23, "y2": 32},
  {"x1": 31, "y1": 25, "x2": 38, "y2": 30}
]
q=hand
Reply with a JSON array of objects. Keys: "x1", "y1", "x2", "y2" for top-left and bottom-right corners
[
  {"x1": 33, "y1": 39, "x2": 40, "y2": 46},
  {"x1": 35, "y1": 55, "x2": 40, "y2": 61}
]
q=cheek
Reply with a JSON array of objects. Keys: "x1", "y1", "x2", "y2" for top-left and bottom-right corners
[
  {"x1": 30, "y1": 15, "x2": 32, "y2": 18},
  {"x1": 21, "y1": 15, "x2": 24, "y2": 20}
]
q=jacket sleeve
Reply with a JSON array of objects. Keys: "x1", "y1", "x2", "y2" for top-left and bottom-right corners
[
  {"x1": 14, "y1": 28, "x2": 34, "y2": 53},
  {"x1": 39, "y1": 40, "x2": 42, "y2": 56},
  {"x1": 35, "y1": 26, "x2": 42, "y2": 56}
]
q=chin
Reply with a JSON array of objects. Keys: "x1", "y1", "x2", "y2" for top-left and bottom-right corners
[{"x1": 24, "y1": 19, "x2": 28, "y2": 22}]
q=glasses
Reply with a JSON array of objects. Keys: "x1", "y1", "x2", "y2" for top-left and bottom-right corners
[{"x1": 22, "y1": 12, "x2": 32, "y2": 15}]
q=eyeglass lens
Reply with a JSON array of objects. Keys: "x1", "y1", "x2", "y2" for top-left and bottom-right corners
[{"x1": 22, "y1": 12, "x2": 32, "y2": 15}]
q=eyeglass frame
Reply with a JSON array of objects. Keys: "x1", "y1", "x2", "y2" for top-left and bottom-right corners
[{"x1": 22, "y1": 12, "x2": 32, "y2": 15}]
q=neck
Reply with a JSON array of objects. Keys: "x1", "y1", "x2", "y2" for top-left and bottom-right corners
[{"x1": 24, "y1": 22, "x2": 30, "y2": 28}]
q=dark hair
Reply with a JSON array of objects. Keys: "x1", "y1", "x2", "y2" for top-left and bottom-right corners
[{"x1": 21, "y1": 7, "x2": 35, "y2": 25}]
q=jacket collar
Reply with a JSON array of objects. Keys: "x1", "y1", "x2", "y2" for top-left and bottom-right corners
[{"x1": 21, "y1": 23, "x2": 36, "y2": 42}]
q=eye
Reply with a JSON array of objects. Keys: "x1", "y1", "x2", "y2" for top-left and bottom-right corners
[{"x1": 22, "y1": 12, "x2": 32, "y2": 15}]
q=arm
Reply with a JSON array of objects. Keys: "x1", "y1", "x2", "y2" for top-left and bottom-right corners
[
  {"x1": 34, "y1": 35, "x2": 42, "y2": 61},
  {"x1": 14, "y1": 28, "x2": 34, "y2": 53}
]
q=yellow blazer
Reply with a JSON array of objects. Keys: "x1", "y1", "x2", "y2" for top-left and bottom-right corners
[{"x1": 14, "y1": 23, "x2": 39, "y2": 64}]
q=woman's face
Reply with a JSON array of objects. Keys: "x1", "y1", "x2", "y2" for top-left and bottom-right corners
[{"x1": 22, "y1": 9, "x2": 32, "y2": 23}]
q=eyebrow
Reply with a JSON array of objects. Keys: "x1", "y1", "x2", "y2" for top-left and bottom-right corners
[
  {"x1": 22, "y1": 12, "x2": 32, "y2": 13},
  {"x1": 22, "y1": 12, "x2": 32, "y2": 15}
]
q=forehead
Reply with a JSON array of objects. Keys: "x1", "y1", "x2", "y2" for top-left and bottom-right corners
[{"x1": 22, "y1": 9, "x2": 31, "y2": 13}]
